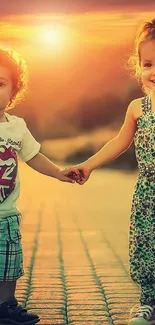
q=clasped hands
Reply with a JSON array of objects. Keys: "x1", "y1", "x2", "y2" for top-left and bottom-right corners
[{"x1": 60, "y1": 163, "x2": 91, "y2": 185}]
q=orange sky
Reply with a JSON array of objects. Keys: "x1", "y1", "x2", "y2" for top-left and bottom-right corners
[
  {"x1": 0, "y1": 0, "x2": 154, "y2": 15},
  {"x1": 0, "y1": 9, "x2": 154, "y2": 138},
  {"x1": 0, "y1": 11, "x2": 154, "y2": 39},
  {"x1": 0, "y1": 10, "x2": 153, "y2": 103}
]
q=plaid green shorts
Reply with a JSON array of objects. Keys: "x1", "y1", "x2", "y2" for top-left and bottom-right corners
[{"x1": 0, "y1": 214, "x2": 24, "y2": 281}]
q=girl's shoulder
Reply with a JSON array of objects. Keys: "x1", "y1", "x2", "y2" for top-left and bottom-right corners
[{"x1": 131, "y1": 97, "x2": 145, "y2": 122}]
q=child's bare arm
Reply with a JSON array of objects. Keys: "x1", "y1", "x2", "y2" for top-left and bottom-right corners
[
  {"x1": 26, "y1": 152, "x2": 79, "y2": 183},
  {"x1": 76, "y1": 99, "x2": 138, "y2": 173}
]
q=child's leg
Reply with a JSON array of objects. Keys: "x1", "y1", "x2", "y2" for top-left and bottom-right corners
[
  {"x1": 0, "y1": 280, "x2": 40, "y2": 324},
  {"x1": 0, "y1": 281, "x2": 16, "y2": 304},
  {"x1": 0, "y1": 216, "x2": 40, "y2": 323}
]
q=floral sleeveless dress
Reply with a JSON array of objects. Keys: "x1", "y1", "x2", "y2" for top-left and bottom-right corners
[{"x1": 129, "y1": 95, "x2": 155, "y2": 291}]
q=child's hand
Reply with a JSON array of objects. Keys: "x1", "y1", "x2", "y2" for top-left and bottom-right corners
[
  {"x1": 75, "y1": 163, "x2": 92, "y2": 185},
  {"x1": 58, "y1": 167, "x2": 81, "y2": 183},
  {"x1": 64, "y1": 164, "x2": 92, "y2": 185}
]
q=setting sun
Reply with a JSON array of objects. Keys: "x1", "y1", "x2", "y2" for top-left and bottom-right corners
[{"x1": 39, "y1": 25, "x2": 66, "y2": 46}]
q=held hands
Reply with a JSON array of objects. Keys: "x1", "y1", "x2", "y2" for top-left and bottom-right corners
[{"x1": 62, "y1": 163, "x2": 92, "y2": 185}]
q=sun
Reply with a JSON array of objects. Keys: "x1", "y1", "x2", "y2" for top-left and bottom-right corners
[
  {"x1": 36, "y1": 24, "x2": 78, "y2": 52},
  {"x1": 39, "y1": 25, "x2": 65, "y2": 46}
]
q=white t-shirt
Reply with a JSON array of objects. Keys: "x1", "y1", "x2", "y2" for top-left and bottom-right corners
[{"x1": 0, "y1": 112, "x2": 41, "y2": 218}]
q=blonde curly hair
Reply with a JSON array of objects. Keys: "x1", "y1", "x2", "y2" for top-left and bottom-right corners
[
  {"x1": 0, "y1": 47, "x2": 28, "y2": 109},
  {"x1": 128, "y1": 18, "x2": 155, "y2": 94}
]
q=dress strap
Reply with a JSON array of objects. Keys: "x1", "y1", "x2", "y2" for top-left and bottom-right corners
[{"x1": 141, "y1": 95, "x2": 151, "y2": 114}]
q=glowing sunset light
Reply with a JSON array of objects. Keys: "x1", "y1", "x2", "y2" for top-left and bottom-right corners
[
  {"x1": 43, "y1": 30, "x2": 58, "y2": 43},
  {"x1": 39, "y1": 25, "x2": 67, "y2": 46}
]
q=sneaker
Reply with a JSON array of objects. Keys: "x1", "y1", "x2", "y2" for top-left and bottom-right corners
[
  {"x1": 127, "y1": 304, "x2": 155, "y2": 325},
  {"x1": 0, "y1": 297, "x2": 40, "y2": 324}
]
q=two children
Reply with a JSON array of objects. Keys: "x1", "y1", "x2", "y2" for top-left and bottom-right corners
[{"x1": 1, "y1": 17, "x2": 155, "y2": 325}]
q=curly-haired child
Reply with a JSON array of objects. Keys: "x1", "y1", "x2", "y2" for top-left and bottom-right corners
[{"x1": 0, "y1": 47, "x2": 79, "y2": 325}]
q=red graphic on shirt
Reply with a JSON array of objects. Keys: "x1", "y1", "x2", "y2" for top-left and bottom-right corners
[{"x1": 0, "y1": 145, "x2": 18, "y2": 203}]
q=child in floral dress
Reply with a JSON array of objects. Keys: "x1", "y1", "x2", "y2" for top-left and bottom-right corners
[{"x1": 65, "y1": 19, "x2": 155, "y2": 325}]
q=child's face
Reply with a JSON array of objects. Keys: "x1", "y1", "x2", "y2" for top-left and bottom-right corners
[
  {"x1": 0, "y1": 65, "x2": 13, "y2": 112},
  {"x1": 140, "y1": 39, "x2": 155, "y2": 91}
]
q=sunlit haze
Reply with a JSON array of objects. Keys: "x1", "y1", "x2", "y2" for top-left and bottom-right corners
[{"x1": 0, "y1": 8, "x2": 154, "y2": 139}]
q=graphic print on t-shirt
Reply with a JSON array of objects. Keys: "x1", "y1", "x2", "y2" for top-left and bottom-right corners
[{"x1": 0, "y1": 145, "x2": 18, "y2": 203}]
